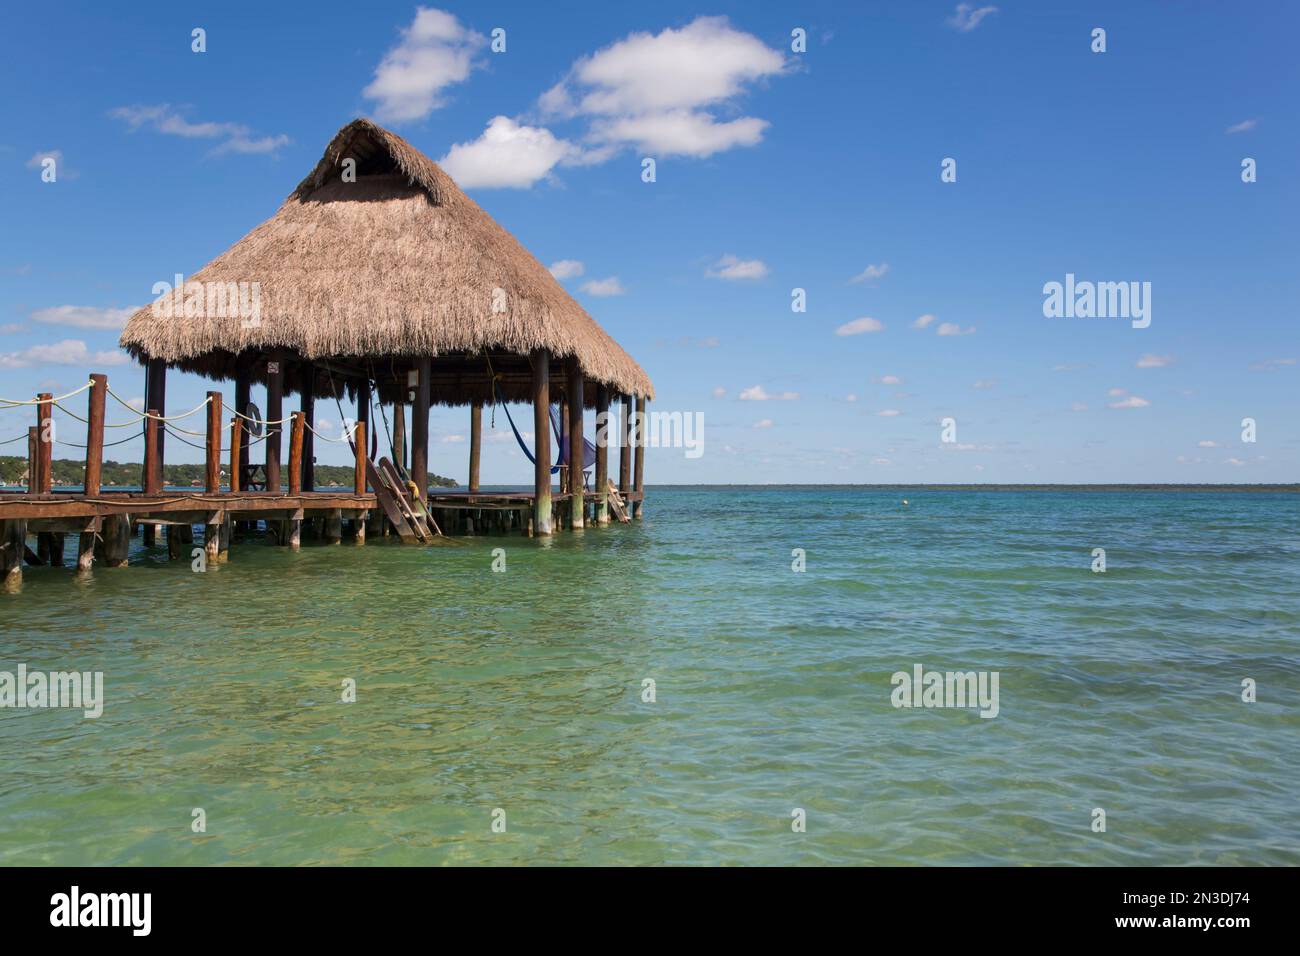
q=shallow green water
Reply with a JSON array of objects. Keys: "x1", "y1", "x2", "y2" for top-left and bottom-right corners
[{"x1": 1, "y1": 488, "x2": 1297, "y2": 865}]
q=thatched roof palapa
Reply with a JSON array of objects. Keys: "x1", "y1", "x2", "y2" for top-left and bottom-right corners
[{"x1": 119, "y1": 118, "x2": 653, "y2": 407}]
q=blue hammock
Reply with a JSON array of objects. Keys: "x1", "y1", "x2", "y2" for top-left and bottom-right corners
[{"x1": 494, "y1": 381, "x2": 596, "y2": 476}]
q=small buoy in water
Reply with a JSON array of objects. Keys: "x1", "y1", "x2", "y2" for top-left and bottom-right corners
[{"x1": 902, "y1": 499, "x2": 909, "y2": 506}]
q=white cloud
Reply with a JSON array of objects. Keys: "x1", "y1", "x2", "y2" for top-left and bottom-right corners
[
  {"x1": 580, "y1": 277, "x2": 626, "y2": 297},
  {"x1": 712, "y1": 386, "x2": 726, "y2": 398},
  {"x1": 0, "y1": 339, "x2": 129, "y2": 369},
  {"x1": 440, "y1": 116, "x2": 574, "y2": 188},
  {"x1": 845, "y1": 393, "x2": 857, "y2": 402},
  {"x1": 1108, "y1": 395, "x2": 1150, "y2": 409},
  {"x1": 849, "y1": 263, "x2": 889, "y2": 284},
  {"x1": 440, "y1": 434, "x2": 465, "y2": 443},
  {"x1": 936, "y1": 322, "x2": 975, "y2": 336},
  {"x1": 1225, "y1": 118, "x2": 1258, "y2": 135},
  {"x1": 109, "y1": 104, "x2": 288, "y2": 155},
  {"x1": 0, "y1": 323, "x2": 26, "y2": 334},
  {"x1": 1136, "y1": 353, "x2": 1175, "y2": 368},
  {"x1": 835, "y1": 316, "x2": 884, "y2": 336},
  {"x1": 363, "y1": 7, "x2": 485, "y2": 123},
  {"x1": 912, "y1": 313, "x2": 937, "y2": 329},
  {"x1": 549, "y1": 259, "x2": 585, "y2": 280},
  {"x1": 31, "y1": 305, "x2": 137, "y2": 330},
  {"x1": 1107, "y1": 387, "x2": 1127, "y2": 397},
  {"x1": 1070, "y1": 402, "x2": 1088, "y2": 412},
  {"x1": 1249, "y1": 357, "x2": 1295, "y2": 371},
  {"x1": 1225, "y1": 457, "x2": 1246, "y2": 466},
  {"x1": 540, "y1": 16, "x2": 786, "y2": 159},
  {"x1": 972, "y1": 379, "x2": 996, "y2": 389},
  {"x1": 878, "y1": 374, "x2": 903, "y2": 385},
  {"x1": 739, "y1": 385, "x2": 799, "y2": 401},
  {"x1": 753, "y1": 418, "x2": 773, "y2": 429},
  {"x1": 876, "y1": 409, "x2": 901, "y2": 417},
  {"x1": 946, "y1": 4, "x2": 999, "y2": 32},
  {"x1": 1198, "y1": 440, "x2": 1218, "y2": 448},
  {"x1": 706, "y1": 254, "x2": 768, "y2": 280}
]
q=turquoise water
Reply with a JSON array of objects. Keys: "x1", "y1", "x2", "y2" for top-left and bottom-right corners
[{"x1": 1, "y1": 488, "x2": 1297, "y2": 865}]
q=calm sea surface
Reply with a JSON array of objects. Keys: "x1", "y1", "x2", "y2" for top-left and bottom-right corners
[{"x1": 1, "y1": 487, "x2": 1297, "y2": 865}]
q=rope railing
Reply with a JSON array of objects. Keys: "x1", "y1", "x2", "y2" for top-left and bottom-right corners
[{"x1": 0, "y1": 379, "x2": 94, "y2": 408}]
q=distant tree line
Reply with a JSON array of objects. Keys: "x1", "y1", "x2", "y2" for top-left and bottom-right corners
[{"x1": 0, "y1": 456, "x2": 457, "y2": 489}]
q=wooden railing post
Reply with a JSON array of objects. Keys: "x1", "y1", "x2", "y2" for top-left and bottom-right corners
[
  {"x1": 205, "y1": 391, "x2": 222, "y2": 494},
  {"x1": 84, "y1": 375, "x2": 106, "y2": 496},
  {"x1": 36, "y1": 392, "x2": 53, "y2": 493},
  {"x1": 26, "y1": 427, "x2": 38, "y2": 493},
  {"x1": 144, "y1": 410, "x2": 161, "y2": 495},
  {"x1": 619, "y1": 394, "x2": 632, "y2": 495},
  {"x1": 288, "y1": 411, "x2": 304, "y2": 496},
  {"x1": 229, "y1": 418, "x2": 243, "y2": 493},
  {"x1": 353, "y1": 420, "x2": 366, "y2": 495}
]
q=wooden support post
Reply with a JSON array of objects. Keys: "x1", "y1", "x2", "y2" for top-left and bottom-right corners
[
  {"x1": 301, "y1": 363, "x2": 315, "y2": 492},
  {"x1": 204, "y1": 513, "x2": 221, "y2": 563},
  {"x1": 567, "y1": 358, "x2": 585, "y2": 529},
  {"x1": 234, "y1": 368, "x2": 251, "y2": 490},
  {"x1": 595, "y1": 385, "x2": 610, "y2": 525},
  {"x1": 144, "y1": 358, "x2": 166, "y2": 491},
  {"x1": 619, "y1": 394, "x2": 632, "y2": 495},
  {"x1": 469, "y1": 400, "x2": 482, "y2": 494},
  {"x1": 143, "y1": 409, "x2": 162, "y2": 495},
  {"x1": 634, "y1": 396, "x2": 647, "y2": 519},
  {"x1": 354, "y1": 421, "x2": 367, "y2": 494},
  {"x1": 355, "y1": 510, "x2": 367, "y2": 545},
  {"x1": 393, "y1": 399, "x2": 407, "y2": 472},
  {"x1": 412, "y1": 357, "x2": 430, "y2": 502},
  {"x1": 1, "y1": 520, "x2": 26, "y2": 590},
  {"x1": 288, "y1": 411, "x2": 305, "y2": 496},
  {"x1": 324, "y1": 509, "x2": 342, "y2": 544},
  {"x1": 229, "y1": 418, "x2": 243, "y2": 493},
  {"x1": 357, "y1": 379, "x2": 371, "y2": 454},
  {"x1": 205, "y1": 391, "x2": 222, "y2": 494},
  {"x1": 102, "y1": 514, "x2": 130, "y2": 567},
  {"x1": 265, "y1": 354, "x2": 284, "y2": 493},
  {"x1": 531, "y1": 348, "x2": 552, "y2": 536},
  {"x1": 167, "y1": 524, "x2": 184, "y2": 560},
  {"x1": 77, "y1": 522, "x2": 96, "y2": 572},
  {"x1": 287, "y1": 517, "x2": 301, "y2": 550},
  {"x1": 218, "y1": 514, "x2": 231, "y2": 561}
]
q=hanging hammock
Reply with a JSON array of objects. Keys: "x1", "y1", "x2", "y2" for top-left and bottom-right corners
[{"x1": 492, "y1": 379, "x2": 596, "y2": 475}]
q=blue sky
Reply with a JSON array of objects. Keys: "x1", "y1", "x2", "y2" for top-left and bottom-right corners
[{"x1": 1, "y1": 1, "x2": 1296, "y2": 484}]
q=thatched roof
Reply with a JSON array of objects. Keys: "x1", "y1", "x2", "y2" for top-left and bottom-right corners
[{"x1": 118, "y1": 118, "x2": 653, "y2": 405}]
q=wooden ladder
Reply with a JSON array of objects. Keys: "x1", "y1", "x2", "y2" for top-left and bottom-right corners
[
  {"x1": 364, "y1": 457, "x2": 426, "y2": 542},
  {"x1": 606, "y1": 479, "x2": 631, "y2": 523}
]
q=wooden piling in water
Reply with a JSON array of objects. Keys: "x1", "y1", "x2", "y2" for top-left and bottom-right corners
[
  {"x1": 78, "y1": 374, "x2": 107, "y2": 572},
  {"x1": 531, "y1": 348, "x2": 552, "y2": 536},
  {"x1": 287, "y1": 411, "x2": 305, "y2": 549}
]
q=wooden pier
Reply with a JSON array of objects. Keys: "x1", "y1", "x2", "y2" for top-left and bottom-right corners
[{"x1": 2, "y1": 119, "x2": 655, "y2": 589}]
